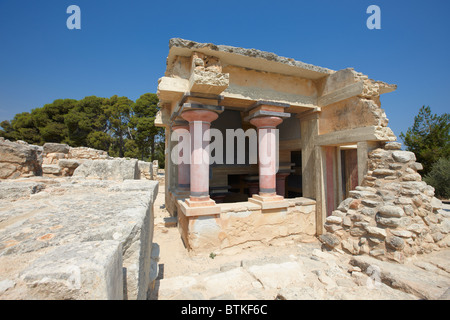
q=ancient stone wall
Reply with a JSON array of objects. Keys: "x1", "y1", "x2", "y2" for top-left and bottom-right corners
[
  {"x1": 319, "y1": 142, "x2": 449, "y2": 263},
  {"x1": 0, "y1": 139, "x2": 154, "y2": 181},
  {"x1": 0, "y1": 138, "x2": 42, "y2": 179}
]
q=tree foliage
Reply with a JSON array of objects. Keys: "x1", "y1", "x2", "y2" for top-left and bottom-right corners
[
  {"x1": 0, "y1": 93, "x2": 164, "y2": 165},
  {"x1": 423, "y1": 157, "x2": 450, "y2": 199},
  {"x1": 399, "y1": 106, "x2": 449, "y2": 176}
]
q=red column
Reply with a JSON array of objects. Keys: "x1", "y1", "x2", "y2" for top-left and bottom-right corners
[
  {"x1": 181, "y1": 109, "x2": 218, "y2": 203},
  {"x1": 249, "y1": 116, "x2": 283, "y2": 198}
]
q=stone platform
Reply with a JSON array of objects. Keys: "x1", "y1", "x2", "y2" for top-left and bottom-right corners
[{"x1": 0, "y1": 177, "x2": 158, "y2": 300}]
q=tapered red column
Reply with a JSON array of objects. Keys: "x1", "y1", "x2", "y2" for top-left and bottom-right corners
[
  {"x1": 250, "y1": 116, "x2": 283, "y2": 197},
  {"x1": 172, "y1": 123, "x2": 190, "y2": 190},
  {"x1": 181, "y1": 109, "x2": 218, "y2": 203}
]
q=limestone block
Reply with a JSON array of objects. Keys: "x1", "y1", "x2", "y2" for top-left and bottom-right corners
[
  {"x1": 189, "y1": 69, "x2": 229, "y2": 94},
  {"x1": 392, "y1": 151, "x2": 416, "y2": 163},
  {"x1": 402, "y1": 173, "x2": 422, "y2": 182},
  {"x1": 319, "y1": 234, "x2": 340, "y2": 248},
  {"x1": 375, "y1": 214, "x2": 402, "y2": 228},
  {"x1": 364, "y1": 226, "x2": 387, "y2": 239},
  {"x1": 0, "y1": 162, "x2": 17, "y2": 179},
  {"x1": 0, "y1": 139, "x2": 35, "y2": 164},
  {"x1": 373, "y1": 169, "x2": 396, "y2": 176},
  {"x1": 58, "y1": 159, "x2": 80, "y2": 169},
  {"x1": 42, "y1": 164, "x2": 62, "y2": 174},
  {"x1": 384, "y1": 142, "x2": 402, "y2": 150},
  {"x1": 20, "y1": 241, "x2": 123, "y2": 300},
  {"x1": 0, "y1": 179, "x2": 158, "y2": 300},
  {"x1": 326, "y1": 216, "x2": 343, "y2": 225},
  {"x1": 378, "y1": 205, "x2": 404, "y2": 218},
  {"x1": 73, "y1": 158, "x2": 139, "y2": 181},
  {"x1": 431, "y1": 197, "x2": 443, "y2": 211},
  {"x1": 138, "y1": 160, "x2": 153, "y2": 180},
  {"x1": 410, "y1": 162, "x2": 423, "y2": 171},
  {"x1": 0, "y1": 139, "x2": 40, "y2": 177},
  {"x1": 386, "y1": 236, "x2": 405, "y2": 251},
  {"x1": 43, "y1": 143, "x2": 70, "y2": 155}
]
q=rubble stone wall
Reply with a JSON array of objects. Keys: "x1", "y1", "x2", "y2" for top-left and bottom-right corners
[
  {"x1": 319, "y1": 141, "x2": 449, "y2": 263},
  {"x1": 0, "y1": 138, "x2": 154, "y2": 181}
]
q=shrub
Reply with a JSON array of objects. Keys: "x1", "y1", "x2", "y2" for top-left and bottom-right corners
[{"x1": 424, "y1": 157, "x2": 450, "y2": 199}]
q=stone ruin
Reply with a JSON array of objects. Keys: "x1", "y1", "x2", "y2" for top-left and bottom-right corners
[
  {"x1": 0, "y1": 137, "x2": 159, "y2": 299},
  {"x1": 0, "y1": 137, "x2": 155, "y2": 181},
  {"x1": 1, "y1": 38, "x2": 449, "y2": 300},
  {"x1": 155, "y1": 38, "x2": 448, "y2": 262},
  {"x1": 320, "y1": 141, "x2": 449, "y2": 263}
]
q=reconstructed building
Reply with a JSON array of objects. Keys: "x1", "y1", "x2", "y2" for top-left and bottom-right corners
[{"x1": 155, "y1": 39, "x2": 443, "y2": 258}]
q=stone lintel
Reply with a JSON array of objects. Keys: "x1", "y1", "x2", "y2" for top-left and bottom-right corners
[
  {"x1": 315, "y1": 126, "x2": 393, "y2": 146},
  {"x1": 318, "y1": 81, "x2": 364, "y2": 107}
]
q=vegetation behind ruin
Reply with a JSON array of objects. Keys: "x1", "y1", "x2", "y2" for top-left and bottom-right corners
[{"x1": 0, "y1": 93, "x2": 165, "y2": 166}]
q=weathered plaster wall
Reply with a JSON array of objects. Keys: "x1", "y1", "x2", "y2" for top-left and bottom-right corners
[{"x1": 177, "y1": 198, "x2": 316, "y2": 252}]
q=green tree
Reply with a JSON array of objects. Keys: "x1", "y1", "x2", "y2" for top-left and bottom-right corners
[
  {"x1": 64, "y1": 96, "x2": 108, "y2": 147},
  {"x1": 34, "y1": 99, "x2": 77, "y2": 143},
  {"x1": 423, "y1": 157, "x2": 450, "y2": 199},
  {"x1": 11, "y1": 112, "x2": 42, "y2": 144},
  {"x1": 103, "y1": 95, "x2": 134, "y2": 157},
  {"x1": 400, "y1": 106, "x2": 450, "y2": 175},
  {"x1": 0, "y1": 120, "x2": 17, "y2": 140},
  {"x1": 131, "y1": 93, "x2": 164, "y2": 161},
  {"x1": 0, "y1": 93, "x2": 164, "y2": 165}
]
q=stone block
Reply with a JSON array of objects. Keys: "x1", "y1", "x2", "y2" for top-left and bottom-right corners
[
  {"x1": 364, "y1": 226, "x2": 387, "y2": 239},
  {"x1": 326, "y1": 216, "x2": 342, "y2": 225},
  {"x1": 189, "y1": 69, "x2": 229, "y2": 95},
  {"x1": 43, "y1": 143, "x2": 70, "y2": 155},
  {"x1": 392, "y1": 151, "x2": 416, "y2": 163},
  {"x1": 42, "y1": 164, "x2": 62, "y2": 174},
  {"x1": 20, "y1": 241, "x2": 123, "y2": 300},
  {"x1": 378, "y1": 205, "x2": 404, "y2": 218},
  {"x1": 73, "y1": 158, "x2": 139, "y2": 181},
  {"x1": 319, "y1": 234, "x2": 340, "y2": 248},
  {"x1": 58, "y1": 159, "x2": 80, "y2": 169},
  {"x1": 384, "y1": 142, "x2": 402, "y2": 150}
]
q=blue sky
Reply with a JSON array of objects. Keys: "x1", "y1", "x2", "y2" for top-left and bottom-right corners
[{"x1": 0, "y1": 0, "x2": 449, "y2": 141}]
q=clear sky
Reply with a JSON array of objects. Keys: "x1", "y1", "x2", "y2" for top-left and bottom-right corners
[{"x1": 0, "y1": 0, "x2": 449, "y2": 141}]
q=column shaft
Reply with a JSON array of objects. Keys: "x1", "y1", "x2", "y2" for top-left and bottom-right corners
[
  {"x1": 181, "y1": 109, "x2": 218, "y2": 203},
  {"x1": 250, "y1": 116, "x2": 283, "y2": 197}
]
